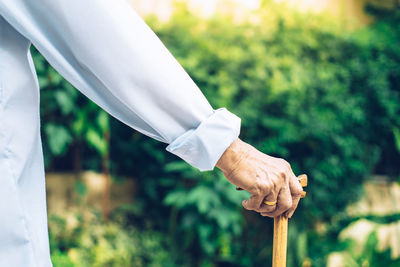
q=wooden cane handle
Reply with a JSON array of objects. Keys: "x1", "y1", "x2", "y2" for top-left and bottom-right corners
[{"x1": 298, "y1": 174, "x2": 308, "y2": 187}]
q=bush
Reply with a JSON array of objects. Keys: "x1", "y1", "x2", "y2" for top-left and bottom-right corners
[
  {"x1": 35, "y1": 2, "x2": 400, "y2": 266},
  {"x1": 48, "y1": 213, "x2": 174, "y2": 267}
]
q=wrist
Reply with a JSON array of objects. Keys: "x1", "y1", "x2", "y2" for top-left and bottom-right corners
[{"x1": 216, "y1": 138, "x2": 245, "y2": 174}]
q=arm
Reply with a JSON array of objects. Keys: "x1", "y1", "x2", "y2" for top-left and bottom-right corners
[
  {"x1": 0, "y1": 0, "x2": 240, "y2": 171},
  {"x1": 0, "y1": 0, "x2": 302, "y2": 217}
]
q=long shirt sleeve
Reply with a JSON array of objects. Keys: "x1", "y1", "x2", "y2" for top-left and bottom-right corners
[{"x1": 0, "y1": 0, "x2": 240, "y2": 171}]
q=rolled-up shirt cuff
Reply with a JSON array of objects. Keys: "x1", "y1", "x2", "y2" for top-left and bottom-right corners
[{"x1": 166, "y1": 108, "x2": 241, "y2": 171}]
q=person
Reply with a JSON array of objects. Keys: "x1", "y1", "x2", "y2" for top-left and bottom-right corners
[{"x1": 0, "y1": 0, "x2": 304, "y2": 266}]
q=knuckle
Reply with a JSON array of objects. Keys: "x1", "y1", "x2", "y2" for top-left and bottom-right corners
[
  {"x1": 292, "y1": 183, "x2": 304, "y2": 196},
  {"x1": 296, "y1": 182, "x2": 303, "y2": 192},
  {"x1": 282, "y1": 204, "x2": 291, "y2": 211},
  {"x1": 264, "y1": 181, "x2": 274, "y2": 192},
  {"x1": 282, "y1": 200, "x2": 292, "y2": 210},
  {"x1": 278, "y1": 171, "x2": 286, "y2": 179},
  {"x1": 279, "y1": 158, "x2": 291, "y2": 169},
  {"x1": 291, "y1": 185, "x2": 302, "y2": 195},
  {"x1": 292, "y1": 190, "x2": 303, "y2": 198},
  {"x1": 278, "y1": 159, "x2": 292, "y2": 177}
]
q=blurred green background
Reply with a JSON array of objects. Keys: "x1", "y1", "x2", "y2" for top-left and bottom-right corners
[{"x1": 33, "y1": 0, "x2": 400, "y2": 266}]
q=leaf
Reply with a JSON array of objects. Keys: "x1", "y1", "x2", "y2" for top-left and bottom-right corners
[
  {"x1": 164, "y1": 161, "x2": 191, "y2": 173},
  {"x1": 48, "y1": 67, "x2": 63, "y2": 86},
  {"x1": 163, "y1": 190, "x2": 187, "y2": 208},
  {"x1": 86, "y1": 128, "x2": 107, "y2": 156},
  {"x1": 38, "y1": 76, "x2": 50, "y2": 88},
  {"x1": 45, "y1": 124, "x2": 72, "y2": 156},
  {"x1": 71, "y1": 112, "x2": 86, "y2": 136},
  {"x1": 97, "y1": 111, "x2": 109, "y2": 133},
  {"x1": 54, "y1": 90, "x2": 74, "y2": 115},
  {"x1": 393, "y1": 127, "x2": 400, "y2": 154},
  {"x1": 187, "y1": 186, "x2": 221, "y2": 214},
  {"x1": 217, "y1": 209, "x2": 241, "y2": 230}
]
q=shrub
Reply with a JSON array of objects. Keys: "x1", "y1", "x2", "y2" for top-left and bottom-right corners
[{"x1": 35, "y1": 2, "x2": 400, "y2": 266}]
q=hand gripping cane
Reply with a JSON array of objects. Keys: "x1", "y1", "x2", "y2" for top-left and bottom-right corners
[
  {"x1": 236, "y1": 174, "x2": 308, "y2": 267},
  {"x1": 272, "y1": 174, "x2": 307, "y2": 267}
]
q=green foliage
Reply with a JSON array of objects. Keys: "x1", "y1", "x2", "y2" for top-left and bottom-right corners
[
  {"x1": 148, "y1": 0, "x2": 400, "y2": 243},
  {"x1": 393, "y1": 127, "x2": 400, "y2": 153},
  {"x1": 48, "y1": 213, "x2": 174, "y2": 267},
  {"x1": 51, "y1": 251, "x2": 75, "y2": 267},
  {"x1": 339, "y1": 230, "x2": 400, "y2": 267},
  {"x1": 45, "y1": 123, "x2": 73, "y2": 156},
  {"x1": 34, "y1": 2, "x2": 400, "y2": 266},
  {"x1": 163, "y1": 163, "x2": 249, "y2": 258},
  {"x1": 33, "y1": 48, "x2": 110, "y2": 171}
]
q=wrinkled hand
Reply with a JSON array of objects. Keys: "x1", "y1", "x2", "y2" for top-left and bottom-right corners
[{"x1": 216, "y1": 138, "x2": 303, "y2": 218}]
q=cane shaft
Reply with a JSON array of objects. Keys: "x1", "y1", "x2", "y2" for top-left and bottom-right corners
[{"x1": 272, "y1": 215, "x2": 288, "y2": 267}]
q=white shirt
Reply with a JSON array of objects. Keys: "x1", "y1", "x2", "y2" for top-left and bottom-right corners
[{"x1": 0, "y1": 0, "x2": 240, "y2": 266}]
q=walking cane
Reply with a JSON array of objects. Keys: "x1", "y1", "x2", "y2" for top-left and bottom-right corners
[
  {"x1": 236, "y1": 174, "x2": 308, "y2": 267},
  {"x1": 272, "y1": 174, "x2": 307, "y2": 267}
]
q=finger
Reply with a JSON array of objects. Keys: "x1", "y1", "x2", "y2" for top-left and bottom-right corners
[
  {"x1": 284, "y1": 193, "x2": 301, "y2": 218},
  {"x1": 242, "y1": 193, "x2": 265, "y2": 211},
  {"x1": 257, "y1": 191, "x2": 278, "y2": 213},
  {"x1": 284, "y1": 175, "x2": 304, "y2": 218},
  {"x1": 260, "y1": 186, "x2": 292, "y2": 218}
]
